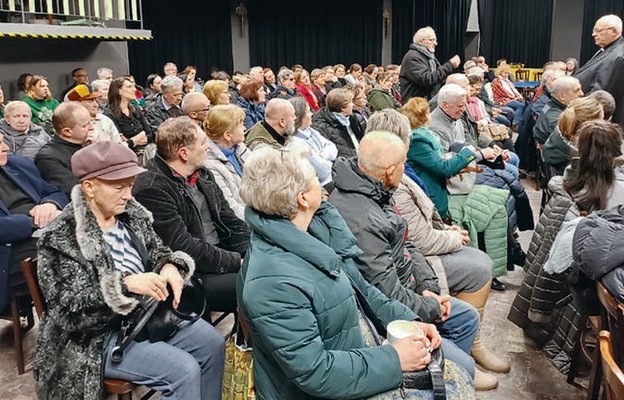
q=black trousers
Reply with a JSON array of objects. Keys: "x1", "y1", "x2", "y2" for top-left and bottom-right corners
[{"x1": 8, "y1": 237, "x2": 37, "y2": 297}]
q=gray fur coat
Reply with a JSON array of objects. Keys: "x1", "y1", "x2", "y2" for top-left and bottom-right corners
[{"x1": 34, "y1": 185, "x2": 195, "y2": 400}]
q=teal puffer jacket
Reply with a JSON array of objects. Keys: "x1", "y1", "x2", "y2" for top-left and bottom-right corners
[{"x1": 237, "y1": 202, "x2": 418, "y2": 400}]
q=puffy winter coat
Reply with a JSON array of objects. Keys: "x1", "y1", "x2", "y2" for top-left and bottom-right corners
[
  {"x1": 34, "y1": 186, "x2": 195, "y2": 399},
  {"x1": 572, "y1": 206, "x2": 624, "y2": 303},
  {"x1": 447, "y1": 184, "x2": 509, "y2": 277},
  {"x1": 311, "y1": 107, "x2": 365, "y2": 158},
  {"x1": 367, "y1": 87, "x2": 399, "y2": 112},
  {"x1": 0, "y1": 119, "x2": 50, "y2": 159},
  {"x1": 393, "y1": 175, "x2": 463, "y2": 256},
  {"x1": 407, "y1": 126, "x2": 478, "y2": 219},
  {"x1": 204, "y1": 138, "x2": 250, "y2": 220},
  {"x1": 237, "y1": 202, "x2": 417, "y2": 399},
  {"x1": 330, "y1": 157, "x2": 443, "y2": 322}
]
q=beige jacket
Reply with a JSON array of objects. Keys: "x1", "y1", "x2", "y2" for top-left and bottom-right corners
[{"x1": 393, "y1": 175, "x2": 462, "y2": 256}]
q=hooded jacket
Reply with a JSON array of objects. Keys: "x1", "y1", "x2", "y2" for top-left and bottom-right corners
[
  {"x1": 0, "y1": 119, "x2": 50, "y2": 160},
  {"x1": 237, "y1": 202, "x2": 417, "y2": 400},
  {"x1": 330, "y1": 157, "x2": 442, "y2": 321}
]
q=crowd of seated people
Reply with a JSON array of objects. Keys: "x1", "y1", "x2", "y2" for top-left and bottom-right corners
[{"x1": 1, "y1": 38, "x2": 624, "y2": 399}]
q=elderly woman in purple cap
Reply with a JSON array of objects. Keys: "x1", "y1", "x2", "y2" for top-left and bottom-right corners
[{"x1": 34, "y1": 141, "x2": 225, "y2": 400}]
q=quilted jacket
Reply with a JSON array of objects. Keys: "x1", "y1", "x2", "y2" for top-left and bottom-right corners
[{"x1": 447, "y1": 184, "x2": 509, "y2": 277}]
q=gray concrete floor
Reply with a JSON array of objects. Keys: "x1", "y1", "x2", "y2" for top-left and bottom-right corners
[{"x1": 0, "y1": 179, "x2": 588, "y2": 399}]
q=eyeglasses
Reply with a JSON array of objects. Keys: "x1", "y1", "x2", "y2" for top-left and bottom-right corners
[
  {"x1": 593, "y1": 26, "x2": 614, "y2": 34},
  {"x1": 194, "y1": 108, "x2": 211, "y2": 112}
]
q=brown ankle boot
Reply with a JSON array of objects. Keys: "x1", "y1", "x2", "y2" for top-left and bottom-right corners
[{"x1": 454, "y1": 280, "x2": 511, "y2": 373}]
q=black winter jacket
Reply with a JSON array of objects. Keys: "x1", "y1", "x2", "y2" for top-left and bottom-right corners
[
  {"x1": 572, "y1": 205, "x2": 624, "y2": 304},
  {"x1": 311, "y1": 107, "x2": 365, "y2": 158},
  {"x1": 399, "y1": 43, "x2": 454, "y2": 103},
  {"x1": 34, "y1": 136, "x2": 82, "y2": 196},
  {"x1": 132, "y1": 155, "x2": 250, "y2": 275},
  {"x1": 330, "y1": 157, "x2": 443, "y2": 322}
]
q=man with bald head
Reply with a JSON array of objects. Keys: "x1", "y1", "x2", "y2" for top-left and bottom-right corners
[
  {"x1": 181, "y1": 92, "x2": 211, "y2": 128},
  {"x1": 574, "y1": 14, "x2": 624, "y2": 126},
  {"x1": 330, "y1": 131, "x2": 487, "y2": 384},
  {"x1": 400, "y1": 26, "x2": 461, "y2": 103},
  {"x1": 533, "y1": 76, "x2": 584, "y2": 144},
  {"x1": 244, "y1": 98, "x2": 296, "y2": 150}
]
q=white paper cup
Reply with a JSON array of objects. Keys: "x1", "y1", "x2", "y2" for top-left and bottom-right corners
[{"x1": 387, "y1": 320, "x2": 425, "y2": 344}]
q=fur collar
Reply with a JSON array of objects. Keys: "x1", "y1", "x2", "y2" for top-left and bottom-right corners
[{"x1": 71, "y1": 185, "x2": 153, "y2": 261}]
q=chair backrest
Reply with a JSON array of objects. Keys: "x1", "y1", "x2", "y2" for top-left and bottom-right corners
[
  {"x1": 599, "y1": 331, "x2": 624, "y2": 400},
  {"x1": 516, "y1": 69, "x2": 530, "y2": 81},
  {"x1": 535, "y1": 71, "x2": 544, "y2": 83},
  {"x1": 20, "y1": 258, "x2": 45, "y2": 318},
  {"x1": 598, "y1": 282, "x2": 624, "y2": 366}
]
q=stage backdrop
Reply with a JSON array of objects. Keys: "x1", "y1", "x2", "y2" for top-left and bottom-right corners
[
  {"x1": 392, "y1": 0, "x2": 471, "y2": 65},
  {"x1": 478, "y1": 0, "x2": 554, "y2": 67},
  {"x1": 128, "y1": 0, "x2": 233, "y2": 84},
  {"x1": 247, "y1": 0, "x2": 383, "y2": 71}
]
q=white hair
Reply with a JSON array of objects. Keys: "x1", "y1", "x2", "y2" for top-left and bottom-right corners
[
  {"x1": 366, "y1": 109, "x2": 411, "y2": 145},
  {"x1": 239, "y1": 147, "x2": 317, "y2": 219},
  {"x1": 413, "y1": 27, "x2": 435, "y2": 44},
  {"x1": 550, "y1": 76, "x2": 580, "y2": 97},
  {"x1": 4, "y1": 100, "x2": 32, "y2": 117},
  {"x1": 438, "y1": 83, "x2": 468, "y2": 104},
  {"x1": 91, "y1": 79, "x2": 111, "y2": 92},
  {"x1": 161, "y1": 75, "x2": 184, "y2": 92},
  {"x1": 249, "y1": 66, "x2": 263, "y2": 76},
  {"x1": 96, "y1": 67, "x2": 112, "y2": 78},
  {"x1": 542, "y1": 69, "x2": 565, "y2": 86},
  {"x1": 598, "y1": 14, "x2": 623, "y2": 34},
  {"x1": 277, "y1": 68, "x2": 294, "y2": 84},
  {"x1": 466, "y1": 66, "x2": 485, "y2": 79},
  {"x1": 358, "y1": 131, "x2": 407, "y2": 175}
]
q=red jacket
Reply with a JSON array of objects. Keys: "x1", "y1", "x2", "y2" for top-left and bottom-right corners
[{"x1": 296, "y1": 84, "x2": 320, "y2": 112}]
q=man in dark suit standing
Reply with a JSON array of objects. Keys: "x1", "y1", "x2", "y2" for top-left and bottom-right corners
[{"x1": 574, "y1": 14, "x2": 624, "y2": 126}]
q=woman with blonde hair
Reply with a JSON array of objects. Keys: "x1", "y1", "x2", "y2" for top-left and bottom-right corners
[
  {"x1": 203, "y1": 104, "x2": 250, "y2": 219},
  {"x1": 491, "y1": 65, "x2": 525, "y2": 126},
  {"x1": 203, "y1": 80, "x2": 231, "y2": 106},
  {"x1": 22, "y1": 75, "x2": 60, "y2": 135},
  {"x1": 543, "y1": 97, "x2": 604, "y2": 175}
]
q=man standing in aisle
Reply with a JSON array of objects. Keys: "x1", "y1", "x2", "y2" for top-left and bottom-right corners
[{"x1": 400, "y1": 26, "x2": 461, "y2": 103}]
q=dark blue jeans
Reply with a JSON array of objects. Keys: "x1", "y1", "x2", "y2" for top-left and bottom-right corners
[{"x1": 505, "y1": 100, "x2": 526, "y2": 125}]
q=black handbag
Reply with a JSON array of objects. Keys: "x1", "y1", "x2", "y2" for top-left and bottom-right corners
[
  {"x1": 111, "y1": 276, "x2": 206, "y2": 362},
  {"x1": 402, "y1": 347, "x2": 446, "y2": 399}
]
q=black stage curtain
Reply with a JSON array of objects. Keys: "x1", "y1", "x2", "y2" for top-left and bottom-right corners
[
  {"x1": 128, "y1": 1, "x2": 233, "y2": 85},
  {"x1": 478, "y1": 0, "x2": 554, "y2": 67},
  {"x1": 248, "y1": 0, "x2": 383, "y2": 71},
  {"x1": 580, "y1": 0, "x2": 624, "y2": 64},
  {"x1": 391, "y1": 0, "x2": 471, "y2": 65}
]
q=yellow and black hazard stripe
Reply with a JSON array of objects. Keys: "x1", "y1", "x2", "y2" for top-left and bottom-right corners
[{"x1": 0, "y1": 32, "x2": 152, "y2": 40}]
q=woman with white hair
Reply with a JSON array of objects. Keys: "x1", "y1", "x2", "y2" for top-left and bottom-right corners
[
  {"x1": 237, "y1": 146, "x2": 474, "y2": 399},
  {"x1": 0, "y1": 100, "x2": 49, "y2": 159}
]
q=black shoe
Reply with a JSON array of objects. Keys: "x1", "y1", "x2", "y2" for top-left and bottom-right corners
[
  {"x1": 509, "y1": 247, "x2": 527, "y2": 267},
  {"x1": 491, "y1": 278, "x2": 506, "y2": 291}
]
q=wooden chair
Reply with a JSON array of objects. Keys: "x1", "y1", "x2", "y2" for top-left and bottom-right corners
[
  {"x1": 535, "y1": 71, "x2": 544, "y2": 83},
  {"x1": 515, "y1": 69, "x2": 530, "y2": 81},
  {"x1": 20, "y1": 258, "x2": 141, "y2": 400},
  {"x1": 581, "y1": 282, "x2": 624, "y2": 399},
  {"x1": 0, "y1": 288, "x2": 35, "y2": 374},
  {"x1": 599, "y1": 331, "x2": 624, "y2": 400}
]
